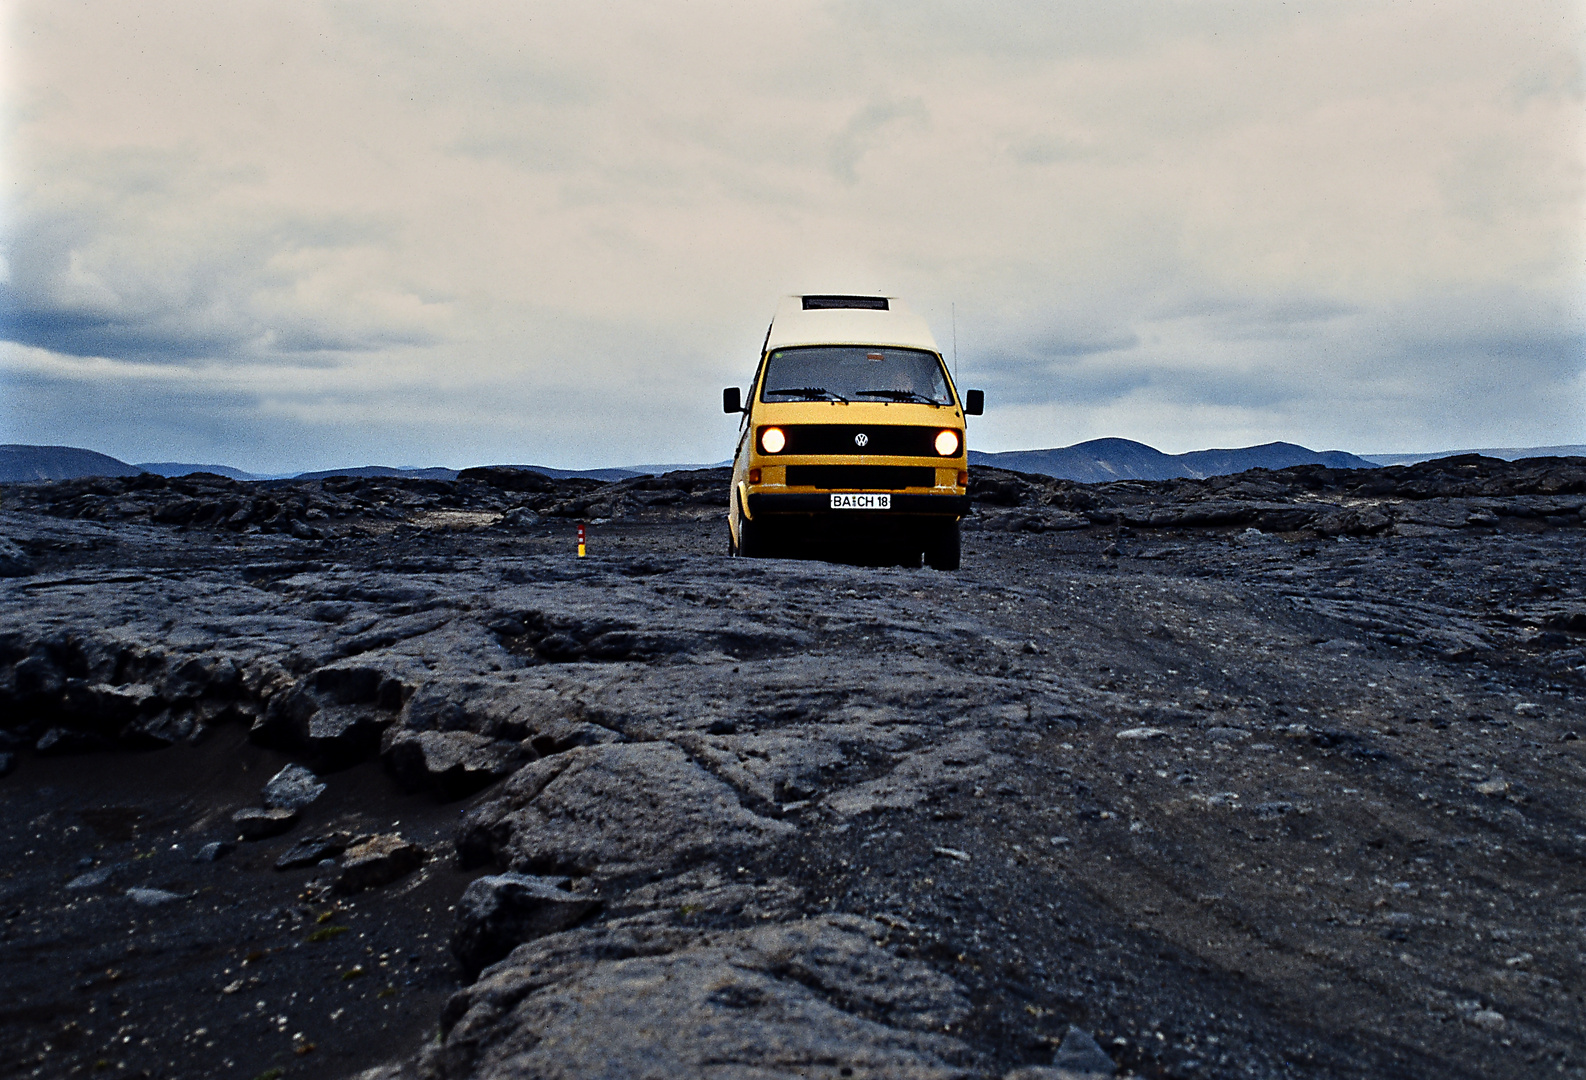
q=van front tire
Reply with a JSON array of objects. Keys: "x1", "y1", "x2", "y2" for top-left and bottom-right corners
[
  {"x1": 924, "y1": 521, "x2": 961, "y2": 571},
  {"x1": 735, "y1": 514, "x2": 767, "y2": 558}
]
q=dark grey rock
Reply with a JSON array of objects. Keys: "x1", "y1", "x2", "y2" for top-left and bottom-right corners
[
  {"x1": 250, "y1": 685, "x2": 318, "y2": 749},
  {"x1": 0, "y1": 536, "x2": 32, "y2": 577},
  {"x1": 232, "y1": 806, "x2": 299, "y2": 840},
  {"x1": 194, "y1": 840, "x2": 234, "y2": 862},
  {"x1": 346, "y1": 1065, "x2": 410, "y2": 1080},
  {"x1": 333, "y1": 612, "x2": 453, "y2": 661},
  {"x1": 1255, "y1": 506, "x2": 1320, "y2": 532},
  {"x1": 126, "y1": 887, "x2": 186, "y2": 906},
  {"x1": 274, "y1": 834, "x2": 350, "y2": 870},
  {"x1": 262, "y1": 763, "x2": 327, "y2": 810},
  {"x1": 335, "y1": 834, "x2": 426, "y2": 893},
  {"x1": 524, "y1": 719, "x2": 623, "y2": 757},
  {"x1": 458, "y1": 742, "x2": 794, "y2": 878},
  {"x1": 456, "y1": 466, "x2": 557, "y2": 493},
  {"x1": 162, "y1": 653, "x2": 241, "y2": 699},
  {"x1": 65, "y1": 866, "x2": 114, "y2": 890},
  {"x1": 1250, "y1": 801, "x2": 1297, "y2": 819},
  {"x1": 534, "y1": 632, "x2": 583, "y2": 661},
  {"x1": 14, "y1": 654, "x2": 63, "y2": 702},
  {"x1": 451, "y1": 872, "x2": 601, "y2": 976},
  {"x1": 423, "y1": 916, "x2": 971, "y2": 1079},
  {"x1": 35, "y1": 727, "x2": 112, "y2": 756},
  {"x1": 250, "y1": 668, "x2": 400, "y2": 764},
  {"x1": 485, "y1": 616, "x2": 527, "y2": 636},
  {"x1": 304, "y1": 707, "x2": 388, "y2": 763},
  {"x1": 383, "y1": 729, "x2": 520, "y2": 799},
  {"x1": 59, "y1": 680, "x2": 158, "y2": 735},
  {"x1": 500, "y1": 507, "x2": 542, "y2": 528},
  {"x1": 308, "y1": 664, "x2": 392, "y2": 706},
  {"x1": 119, "y1": 708, "x2": 197, "y2": 749},
  {"x1": 1052, "y1": 1025, "x2": 1115, "y2": 1075},
  {"x1": 1204, "y1": 726, "x2": 1250, "y2": 743}
]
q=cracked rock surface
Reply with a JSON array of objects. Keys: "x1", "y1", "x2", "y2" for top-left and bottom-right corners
[{"x1": 0, "y1": 458, "x2": 1583, "y2": 1079}]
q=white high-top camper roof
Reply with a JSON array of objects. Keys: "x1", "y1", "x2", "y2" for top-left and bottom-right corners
[{"x1": 764, "y1": 295, "x2": 939, "y2": 354}]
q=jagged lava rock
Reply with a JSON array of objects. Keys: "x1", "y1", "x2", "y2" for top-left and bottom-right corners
[
  {"x1": 0, "y1": 536, "x2": 33, "y2": 577},
  {"x1": 451, "y1": 873, "x2": 601, "y2": 977},
  {"x1": 231, "y1": 806, "x2": 298, "y2": 840},
  {"x1": 35, "y1": 727, "x2": 113, "y2": 756},
  {"x1": 193, "y1": 840, "x2": 233, "y2": 862},
  {"x1": 125, "y1": 887, "x2": 186, "y2": 906},
  {"x1": 336, "y1": 834, "x2": 426, "y2": 893},
  {"x1": 383, "y1": 729, "x2": 523, "y2": 800},
  {"x1": 262, "y1": 762, "x2": 327, "y2": 810},
  {"x1": 423, "y1": 916, "x2": 971, "y2": 1080},
  {"x1": 457, "y1": 741, "x2": 794, "y2": 878},
  {"x1": 274, "y1": 833, "x2": 351, "y2": 870},
  {"x1": 1050, "y1": 1025, "x2": 1116, "y2": 1075}
]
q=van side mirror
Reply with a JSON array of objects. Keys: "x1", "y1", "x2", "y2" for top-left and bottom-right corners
[
  {"x1": 964, "y1": 389, "x2": 984, "y2": 416},
  {"x1": 723, "y1": 387, "x2": 742, "y2": 414}
]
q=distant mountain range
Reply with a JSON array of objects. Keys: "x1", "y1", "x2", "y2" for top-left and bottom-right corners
[
  {"x1": 969, "y1": 439, "x2": 1373, "y2": 482},
  {"x1": 136, "y1": 461, "x2": 265, "y2": 482},
  {"x1": 289, "y1": 465, "x2": 461, "y2": 482},
  {"x1": 2, "y1": 440, "x2": 1581, "y2": 486},
  {"x1": 0, "y1": 445, "x2": 146, "y2": 482},
  {"x1": 0, "y1": 445, "x2": 653, "y2": 485},
  {"x1": 1359, "y1": 445, "x2": 1586, "y2": 466}
]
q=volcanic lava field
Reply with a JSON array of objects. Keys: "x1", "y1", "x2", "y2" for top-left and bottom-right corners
[{"x1": 1, "y1": 455, "x2": 1583, "y2": 1080}]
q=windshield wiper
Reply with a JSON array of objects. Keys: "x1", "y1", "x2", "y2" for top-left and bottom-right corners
[
  {"x1": 765, "y1": 386, "x2": 849, "y2": 403},
  {"x1": 854, "y1": 389, "x2": 941, "y2": 405}
]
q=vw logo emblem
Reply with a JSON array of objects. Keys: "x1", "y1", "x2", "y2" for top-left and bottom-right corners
[{"x1": 854, "y1": 433, "x2": 869, "y2": 447}]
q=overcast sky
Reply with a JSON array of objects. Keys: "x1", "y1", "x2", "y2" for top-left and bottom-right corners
[{"x1": 2, "y1": 1, "x2": 1582, "y2": 472}]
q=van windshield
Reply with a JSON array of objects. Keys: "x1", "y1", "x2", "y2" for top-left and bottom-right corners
[{"x1": 760, "y1": 346, "x2": 952, "y2": 405}]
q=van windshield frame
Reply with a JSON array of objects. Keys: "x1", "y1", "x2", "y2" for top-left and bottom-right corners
[{"x1": 759, "y1": 346, "x2": 953, "y2": 405}]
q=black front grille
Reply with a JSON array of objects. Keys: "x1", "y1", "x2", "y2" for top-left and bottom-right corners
[
  {"x1": 765, "y1": 425, "x2": 942, "y2": 456},
  {"x1": 785, "y1": 465, "x2": 935, "y2": 490}
]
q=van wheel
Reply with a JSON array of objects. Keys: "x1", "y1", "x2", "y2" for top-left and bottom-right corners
[
  {"x1": 737, "y1": 515, "x2": 766, "y2": 558},
  {"x1": 924, "y1": 522, "x2": 961, "y2": 571}
]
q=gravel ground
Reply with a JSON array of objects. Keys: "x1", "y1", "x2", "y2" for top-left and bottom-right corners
[{"x1": 0, "y1": 459, "x2": 1582, "y2": 1080}]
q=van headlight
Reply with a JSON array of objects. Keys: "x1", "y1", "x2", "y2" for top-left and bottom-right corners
[
  {"x1": 760, "y1": 427, "x2": 787, "y2": 454},
  {"x1": 933, "y1": 429, "x2": 961, "y2": 456}
]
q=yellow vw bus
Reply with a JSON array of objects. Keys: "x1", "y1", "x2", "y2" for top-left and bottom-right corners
[{"x1": 722, "y1": 295, "x2": 983, "y2": 570}]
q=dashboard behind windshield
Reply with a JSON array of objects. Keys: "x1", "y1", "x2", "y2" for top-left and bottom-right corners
[{"x1": 760, "y1": 346, "x2": 952, "y2": 405}]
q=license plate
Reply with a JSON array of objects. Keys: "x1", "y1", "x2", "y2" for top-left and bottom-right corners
[{"x1": 830, "y1": 493, "x2": 890, "y2": 510}]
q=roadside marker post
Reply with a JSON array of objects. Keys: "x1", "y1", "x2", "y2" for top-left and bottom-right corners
[{"x1": 577, "y1": 523, "x2": 586, "y2": 558}]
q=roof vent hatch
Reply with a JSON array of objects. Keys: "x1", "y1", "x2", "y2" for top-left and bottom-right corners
[{"x1": 801, "y1": 295, "x2": 888, "y2": 311}]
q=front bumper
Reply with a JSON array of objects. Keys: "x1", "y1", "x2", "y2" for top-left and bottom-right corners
[{"x1": 746, "y1": 492, "x2": 971, "y2": 516}]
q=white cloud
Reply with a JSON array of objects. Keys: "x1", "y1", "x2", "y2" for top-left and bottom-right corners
[{"x1": 2, "y1": 0, "x2": 1580, "y2": 471}]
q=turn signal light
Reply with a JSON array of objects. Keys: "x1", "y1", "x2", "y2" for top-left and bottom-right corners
[
  {"x1": 760, "y1": 427, "x2": 787, "y2": 453},
  {"x1": 933, "y1": 429, "x2": 961, "y2": 456},
  {"x1": 958, "y1": 471, "x2": 969, "y2": 486},
  {"x1": 748, "y1": 467, "x2": 762, "y2": 484}
]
